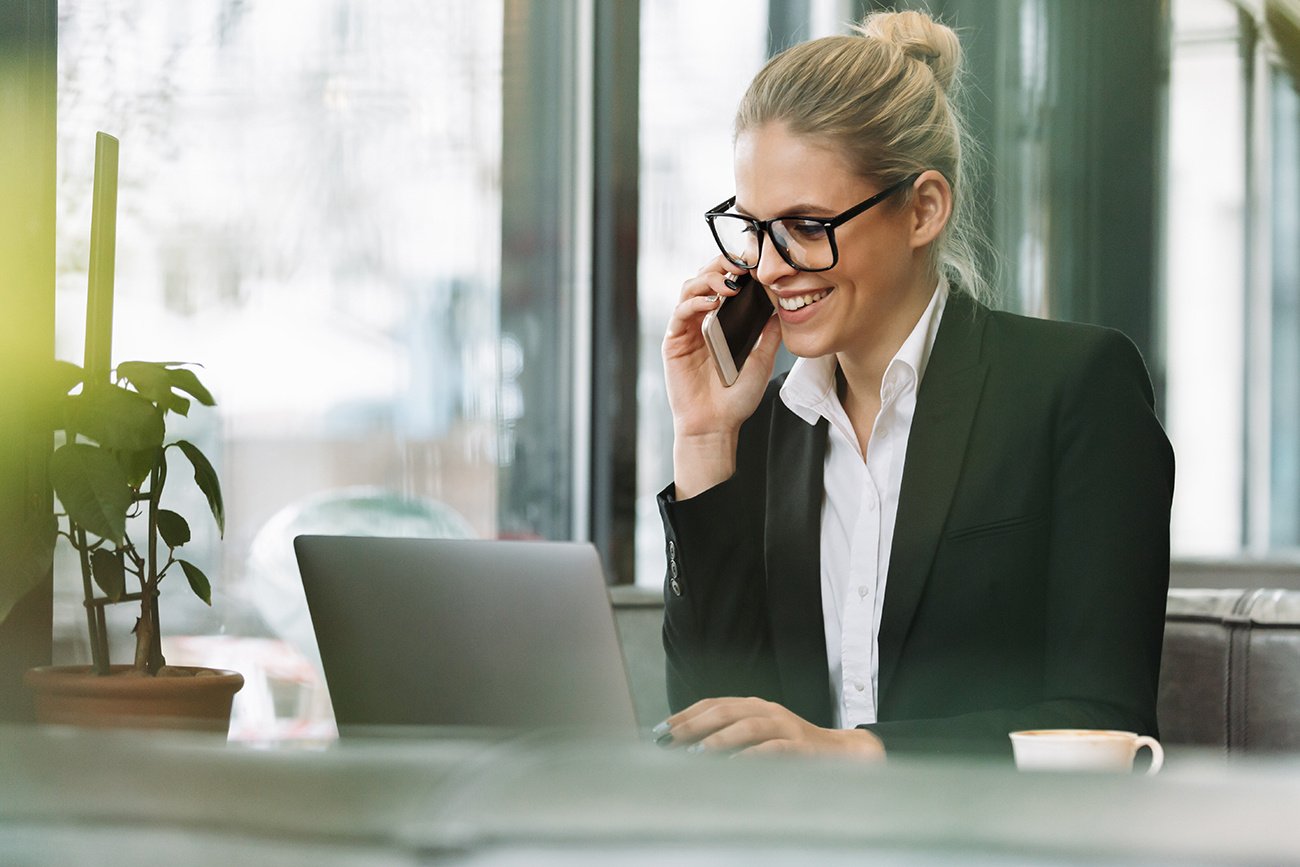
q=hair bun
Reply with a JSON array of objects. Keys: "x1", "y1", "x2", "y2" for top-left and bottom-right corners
[{"x1": 859, "y1": 10, "x2": 961, "y2": 92}]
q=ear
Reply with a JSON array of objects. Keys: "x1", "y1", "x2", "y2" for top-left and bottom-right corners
[{"x1": 908, "y1": 170, "x2": 953, "y2": 250}]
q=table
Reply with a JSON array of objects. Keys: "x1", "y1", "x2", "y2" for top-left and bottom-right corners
[{"x1": 1, "y1": 725, "x2": 1297, "y2": 865}]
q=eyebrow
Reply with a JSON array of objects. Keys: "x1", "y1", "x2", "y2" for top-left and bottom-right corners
[{"x1": 734, "y1": 201, "x2": 838, "y2": 220}]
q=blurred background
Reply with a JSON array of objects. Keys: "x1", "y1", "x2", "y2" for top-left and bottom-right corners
[{"x1": 4, "y1": 0, "x2": 1298, "y2": 739}]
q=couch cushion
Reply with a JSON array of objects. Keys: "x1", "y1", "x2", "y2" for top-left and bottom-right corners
[{"x1": 1160, "y1": 588, "x2": 1300, "y2": 752}]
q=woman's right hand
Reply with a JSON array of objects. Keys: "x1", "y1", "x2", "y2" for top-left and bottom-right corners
[{"x1": 662, "y1": 256, "x2": 781, "y2": 499}]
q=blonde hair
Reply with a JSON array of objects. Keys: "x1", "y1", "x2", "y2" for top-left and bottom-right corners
[{"x1": 735, "y1": 9, "x2": 993, "y2": 304}]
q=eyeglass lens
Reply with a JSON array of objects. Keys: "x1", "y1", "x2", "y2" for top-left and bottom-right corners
[{"x1": 711, "y1": 216, "x2": 834, "y2": 271}]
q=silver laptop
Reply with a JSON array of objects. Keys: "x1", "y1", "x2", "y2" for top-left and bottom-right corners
[{"x1": 293, "y1": 535, "x2": 639, "y2": 736}]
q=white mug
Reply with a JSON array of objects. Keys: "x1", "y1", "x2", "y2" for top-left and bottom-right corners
[{"x1": 1009, "y1": 729, "x2": 1164, "y2": 775}]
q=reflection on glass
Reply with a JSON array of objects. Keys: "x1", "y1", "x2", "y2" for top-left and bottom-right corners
[
  {"x1": 636, "y1": 0, "x2": 770, "y2": 587},
  {"x1": 56, "y1": 0, "x2": 504, "y2": 740}
]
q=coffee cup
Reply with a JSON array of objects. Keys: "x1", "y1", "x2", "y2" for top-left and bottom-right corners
[{"x1": 1009, "y1": 729, "x2": 1163, "y2": 774}]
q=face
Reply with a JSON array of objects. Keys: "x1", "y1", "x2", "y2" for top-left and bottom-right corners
[{"x1": 732, "y1": 122, "x2": 929, "y2": 361}]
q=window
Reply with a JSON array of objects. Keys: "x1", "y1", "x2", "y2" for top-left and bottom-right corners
[
  {"x1": 1163, "y1": 0, "x2": 1300, "y2": 556},
  {"x1": 57, "y1": 0, "x2": 507, "y2": 740},
  {"x1": 634, "y1": 0, "x2": 772, "y2": 587}
]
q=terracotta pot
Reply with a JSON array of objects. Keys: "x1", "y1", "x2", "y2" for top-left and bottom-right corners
[{"x1": 24, "y1": 665, "x2": 244, "y2": 734}]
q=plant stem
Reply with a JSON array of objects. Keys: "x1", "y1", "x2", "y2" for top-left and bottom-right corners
[
  {"x1": 133, "y1": 465, "x2": 165, "y2": 674},
  {"x1": 74, "y1": 523, "x2": 110, "y2": 675}
]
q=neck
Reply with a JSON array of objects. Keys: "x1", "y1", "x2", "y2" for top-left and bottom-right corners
[{"x1": 835, "y1": 267, "x2": 938, "y2": 408}]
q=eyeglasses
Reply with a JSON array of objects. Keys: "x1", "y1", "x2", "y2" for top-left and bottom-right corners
[{"x1": 705, "y1": 174, "x2": 919, "y2": 273}]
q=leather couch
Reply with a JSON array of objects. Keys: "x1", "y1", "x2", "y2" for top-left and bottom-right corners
[
  {"x1": 612, "y1": 576, "x2": 1300, "y2": 754},
  {"x1": 1160, "y1": 587, "x2": 1300, "y2": 753}
]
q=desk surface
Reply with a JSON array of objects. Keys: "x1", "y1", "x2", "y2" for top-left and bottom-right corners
[{"x1": 1, "y1": 724, "x2": 1297, "y2": 866}]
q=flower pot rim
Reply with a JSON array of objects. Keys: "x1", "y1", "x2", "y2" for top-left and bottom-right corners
[{"x1": 24, "y1": 664, "x2": 245, "y2": 698}]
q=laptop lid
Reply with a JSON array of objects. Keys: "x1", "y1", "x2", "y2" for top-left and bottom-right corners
[{"x1": 293, "y1": 535, "x2": 639, "y2": 736}]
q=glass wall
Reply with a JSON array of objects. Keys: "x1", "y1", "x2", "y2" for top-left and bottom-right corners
[
  {"x1": 1163, "y1": 0, "x2": 1300, "y2": 556},
  {"x1": 1163, "y1": 0, "x2": 1249, "y2": 556},
  {"x1": 634, "y1": 0, "x2": 772, "y2": 587},
  {"x1": 56, "y1": 0, "x2": 506, "y2": 740}
]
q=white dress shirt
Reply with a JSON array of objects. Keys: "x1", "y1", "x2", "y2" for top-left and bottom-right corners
[{"x1": 778, "y1": 280, "x2": 948, "y2": 728}]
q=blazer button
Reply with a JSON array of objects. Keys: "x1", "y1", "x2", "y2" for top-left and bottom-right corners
[
  {"x1": 670, "y1": 576, "x2": 682, "y2": 597},
  {"x1": 668, "y1": 540, "x2": 676, "y2": 558},
  {"x1": 669, "y1": 558, "x2": 679, "y2": 579}
]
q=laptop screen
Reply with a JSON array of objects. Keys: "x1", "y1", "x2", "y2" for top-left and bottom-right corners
[{"x1": 294, "y1": 535, "x2": 639, "y2": 736}]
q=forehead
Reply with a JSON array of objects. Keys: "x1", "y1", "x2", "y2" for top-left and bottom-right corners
[{"x1": 733, "y1": 123, "x2": 868, "y2": 216}]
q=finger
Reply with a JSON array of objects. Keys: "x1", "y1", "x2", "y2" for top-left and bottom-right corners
[
  {"x1": 672, "y1": 698, "x2": 783, "y2": 748},
  {"x1": 664, "y1": 695, "x2": 765, "y2": 730},
  {"x1": 695, "y1": 254, "x2": 740, "y2": 277},
  {"x1": 663, "y1": 294, "x2": 725, "y2": 343},
  {"x1": 734, "y1": 738, "x2": 805, "y2": 757},
  {"x1": 657, "y1": 697, "x2": 751, "y2": 745},
  {"x1": 681, "y1": 261, "x2": 750, "y2": 303},
  {"x1": 692, "y1": 714, "x2": 786, "y2": 754}
]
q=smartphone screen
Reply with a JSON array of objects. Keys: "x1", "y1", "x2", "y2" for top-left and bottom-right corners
[{"x1": 702, "y1": 273, "x2": 774, "y2": 386}]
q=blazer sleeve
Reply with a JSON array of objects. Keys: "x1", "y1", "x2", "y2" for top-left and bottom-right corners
[
  {"x1": 658, "y1": 386, "x2": 783, "y2": 713},
  {"x1": 863, "y1": 328, "x2": 1175, "y2": 754}
]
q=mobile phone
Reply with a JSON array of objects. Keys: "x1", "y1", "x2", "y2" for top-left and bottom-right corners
[{"x1": 701, "y1": 273, "x2": 775, "y2": 387}]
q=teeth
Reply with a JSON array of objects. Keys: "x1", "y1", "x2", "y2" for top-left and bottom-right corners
[{"x1": 778, "y1": 289, "x2": 831, "y2": 311}]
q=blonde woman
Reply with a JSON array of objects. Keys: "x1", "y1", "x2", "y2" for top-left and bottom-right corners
[{"x1": 654, "y1": 10, "x2": 1174, "y2": 757}]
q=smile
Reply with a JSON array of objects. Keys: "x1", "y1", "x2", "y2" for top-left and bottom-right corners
[{"x1": 777, "y1": 289, "x2": 832, "y2": 312}]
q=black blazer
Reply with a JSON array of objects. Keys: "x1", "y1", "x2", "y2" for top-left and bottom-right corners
[{"x1": 658, "y1": 291, "x2": 1175, "y2": 753}]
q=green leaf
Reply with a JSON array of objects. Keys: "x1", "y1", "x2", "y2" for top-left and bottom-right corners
[
  {"x1": 167, "y1": 367, "x2": 216, "y2": 407},
  {"x1": 49, "y1": 443, "x2": 131, "y2": 544},
  {"x1": 115, "y1": 361, "x2": 170, "y2": 400},
  {"x1": 175, "y1": 440, "x2": 224, "y2": 537},
  {"x1": 90, "y1": 548, "x2": 125, "y2": 602},
  {"x1": 116, "y1": 361, "x2": 191, "y2": 416},
  {"x1": 156, "y1": 441, "x2": 169, "y2": 498},
  {"x1": 116, "y1": 446, "x2": 161, "y2": 488},
  {"x1": 69, "y1": 384, "x2": 165, "y2": 452},
  {"x1": 156, "y1": 509, "x2": 191, "y2": 548},
  {"x1": 45, "y1": 360, "x2": 84, "y2": 396},
  {"x1": 178, "y1": 559, "x2": 212, "y2": 606}
]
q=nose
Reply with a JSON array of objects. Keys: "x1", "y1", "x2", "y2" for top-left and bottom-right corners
[{"x1": 754, "y1": 231, "x2": 797, "y2": 287}]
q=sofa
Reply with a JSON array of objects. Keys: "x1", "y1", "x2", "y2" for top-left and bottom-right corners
[{"x1": 612, "y1": 561, "x2": 1300, "y2": 754}]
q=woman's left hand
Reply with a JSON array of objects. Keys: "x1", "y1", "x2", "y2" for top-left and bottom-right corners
[{"x1": 656, "y1": 697, "x2": 885, "y2": 760}]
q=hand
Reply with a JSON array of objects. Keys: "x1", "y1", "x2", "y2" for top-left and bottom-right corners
[
  {"x1": 662, "y1": 257, "x2": 781, "y2": 498},
  {"x1": 655, "y1": 697, "x2": 885, "y2": 760}
]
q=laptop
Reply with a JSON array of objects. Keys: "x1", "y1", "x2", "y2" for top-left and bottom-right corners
[{"x1": 293, "y1": 535, "x2": 640, "y2": 737}]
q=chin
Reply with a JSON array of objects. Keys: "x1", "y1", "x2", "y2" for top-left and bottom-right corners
[{"x1": 778, "y1": 328, "x2": 834, "y2": 360}]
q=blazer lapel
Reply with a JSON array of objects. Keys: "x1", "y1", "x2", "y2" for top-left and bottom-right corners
[
  {"x1": 763, "y1": 404, "x2": 833, "y2": 727},
  {"x1": 877, "y1": 292, "x2": 989, "y2": 700}
]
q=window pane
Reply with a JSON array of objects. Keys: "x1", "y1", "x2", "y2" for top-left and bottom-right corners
[
  {"x1": 56, "y1": 0, "x2": 505, "y2": 740},
  {"x1": 636, "y1": 1, "x2": 770, "y2": 587},
  {"x1": 1163, "y1": 0, "x2": 1247, "y2": 556},
  {"x1": 1268, "y1": 70, "x2": 1300, "y2": 546}
]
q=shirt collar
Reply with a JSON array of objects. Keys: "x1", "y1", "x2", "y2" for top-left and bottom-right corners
[{"x1": 780, "y1": 276, "x2": 949, "y2": 426}]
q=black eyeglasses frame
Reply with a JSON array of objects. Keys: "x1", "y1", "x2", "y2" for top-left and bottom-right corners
[{"x1": 704, "y1": 173, "x2": 921, "y2": 273}]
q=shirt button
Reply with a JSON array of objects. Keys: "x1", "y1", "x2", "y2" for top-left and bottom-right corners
[
  {"x1": 854, "y1": 682, "x2": 865, "y2": 692},
  {"x1": 865, "y1": 498, "x2": 877, "y2": 512},
  {"x1": 858, "y1": 586, "x2": 868, "y2": 599}
]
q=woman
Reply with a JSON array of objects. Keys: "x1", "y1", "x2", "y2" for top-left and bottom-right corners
[{"x1": 653, "y1": 10, "x2": 1174, "y2": 757}]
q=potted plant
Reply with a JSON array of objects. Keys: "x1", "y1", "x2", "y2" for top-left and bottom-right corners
[{"x1": 23, "y1": 359, "x2": 244, "y2": 732}]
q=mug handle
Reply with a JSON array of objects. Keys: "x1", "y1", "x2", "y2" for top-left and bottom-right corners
[{"x1": 1135, "y1": 735, "x2": 1164, "y2": 775}]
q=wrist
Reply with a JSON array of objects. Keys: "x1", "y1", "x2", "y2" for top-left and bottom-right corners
[
  {"x1": 841, "y1": 727, "x2": 886, "y2": 760},
  {"x1": 672, "y1": 430, "x2": 738, "y2": 501}
]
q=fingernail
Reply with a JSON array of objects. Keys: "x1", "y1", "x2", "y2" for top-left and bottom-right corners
[
  {"x1": 724, "y1": 277, "x2": 739, "y2": 291},
  {"x1": 686, "y1": 743, "x2": 705, "y2": 754},
  {"x1": 705, "y1": 294, "x2": 719, "y2": 304},
  {"x1": 651, "y1": 721, "x2": 671, "y2": 738},
  {"x1": 655, "y1": 732, "x2": 674, "y2": 747}
]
